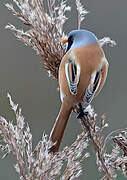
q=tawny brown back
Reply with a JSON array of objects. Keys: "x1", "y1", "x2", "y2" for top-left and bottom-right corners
[{"x1": 59, "y1": 43, "x2": 105, "y2": 105}]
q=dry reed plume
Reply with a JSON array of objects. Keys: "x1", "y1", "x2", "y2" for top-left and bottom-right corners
[{"x1": 1, "y1": 0, "x2": 126, "y2": 179}]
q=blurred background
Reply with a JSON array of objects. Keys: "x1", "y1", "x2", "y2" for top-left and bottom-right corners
[{"x1": 0, "y1": 0, "x2": 127, "y2": 179}]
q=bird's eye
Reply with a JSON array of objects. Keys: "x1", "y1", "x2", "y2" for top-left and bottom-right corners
[
  {"x1": 69, "y1": 36, "x2": 74, "y2": 42},
  {"x1": 66, "y1": 36, "x2": 74, "y2": 52}
]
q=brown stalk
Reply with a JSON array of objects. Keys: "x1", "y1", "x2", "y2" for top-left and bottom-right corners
[{"x1": 76, "y1": 104, "x2": 112, "y2": 179}]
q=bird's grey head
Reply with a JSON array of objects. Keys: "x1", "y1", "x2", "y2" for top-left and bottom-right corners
[{"x1": 65, "y1": 30, "x2": 98, "y2": 52}]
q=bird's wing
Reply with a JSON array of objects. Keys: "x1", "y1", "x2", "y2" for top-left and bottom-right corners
[
  {"x1": 65, "y1": 58, "x2": 80, "y2": 95},
  {"x1": 83, "y1": 69, "x2": 102, "y2": 107}
]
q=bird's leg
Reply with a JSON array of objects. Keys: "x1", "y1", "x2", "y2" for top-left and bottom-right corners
[
  {"x1": 76, "y1": 103, "x2": 84, "y2": 119},
  {"x1": 76, "y1": 103, "x2": 90, "y2": 129},
  {"x1": 76, "y1": 103, "x2": 88, "y2": 119}
]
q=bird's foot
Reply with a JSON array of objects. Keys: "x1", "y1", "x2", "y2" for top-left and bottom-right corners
[
  {"x1": 76, "y1": 111, "x2": 84, "y2": 119},
  {"x1": 83, "y1": 110, "x2": 88, "y2": 119},
  {"x1": 82, "y1": 110, "x2": 90, "y2": 129},
  {"x1": 77, "y1": 109, "x2": 88, "y2": 119},
  {"x1": 77, "y1": 109, "x2": 90, "y2": 130}
]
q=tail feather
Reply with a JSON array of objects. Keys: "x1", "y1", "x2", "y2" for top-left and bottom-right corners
[{"x1": 50, "y1": 100, "x2": 72, "y2": 152}]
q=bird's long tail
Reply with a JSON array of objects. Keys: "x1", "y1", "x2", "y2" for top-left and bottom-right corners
[{"x1": 50, "y1": 99, "x2": 72, "y2": 153}]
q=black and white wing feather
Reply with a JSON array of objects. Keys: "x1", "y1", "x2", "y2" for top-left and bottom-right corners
[
  {"x1": 65, "y1": 58, "x2": 80, "y2": 95},
  {"x1": 83, "y1": 70, "x2": 102, "y2": 107}
]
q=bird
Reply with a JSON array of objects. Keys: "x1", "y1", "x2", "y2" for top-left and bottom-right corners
[{"x1": 49, "y1": 29, "x2": 109, "y2": 153}]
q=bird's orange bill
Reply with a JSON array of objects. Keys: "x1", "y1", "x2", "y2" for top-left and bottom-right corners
[{"x1": 61, "y1": 38, "x2": 68, "y2": 43}]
